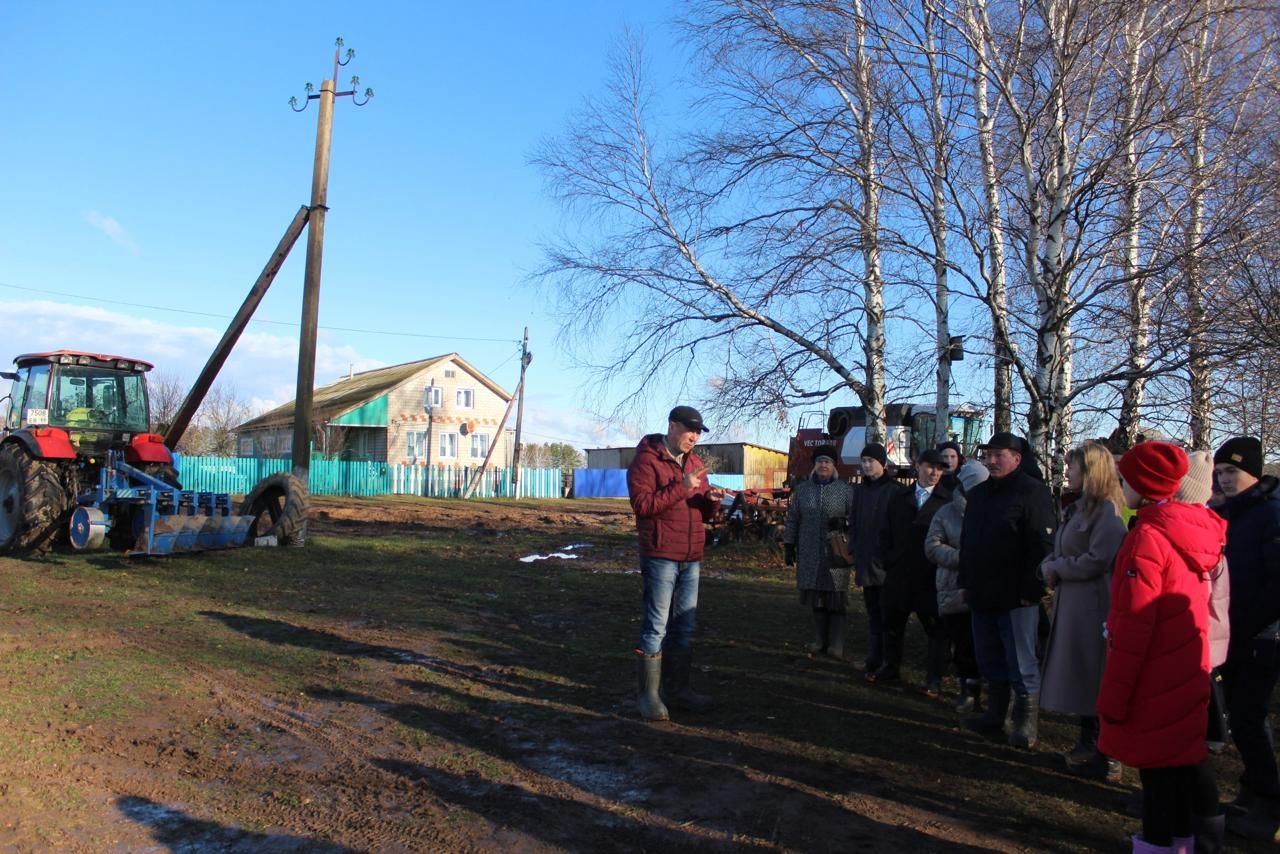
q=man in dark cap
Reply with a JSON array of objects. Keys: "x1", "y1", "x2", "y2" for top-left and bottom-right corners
[
  {"x1": 872, "y1": 449, "x2": 952, "y2": 691},
  {"x1": 847, "y1": 442, "x2": 902, "y2": 678},
  {"x1": 627, "y1": 405, "x2": 726, "y2": 721},
  {"x1": 1213, "y1": 436, "x2": 1280, "y2": 838},
  {"x1": 958, "y1": 431, "x2": 1057, "y2": 748}
]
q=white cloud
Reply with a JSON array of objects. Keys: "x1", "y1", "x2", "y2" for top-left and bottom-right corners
[
  {"x1": 0, "y1": 300, "x2": 381, "y2": 419},
  {"x1": 83, "y1": 210, "x2": 139, "y2": 255}
]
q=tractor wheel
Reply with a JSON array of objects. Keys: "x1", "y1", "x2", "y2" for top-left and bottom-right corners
[
  {"x1": 239, "y1": 473, "x2": 309, "y2": 547},
  {"x1": 139, "y1": 463, "x2": 182, "y2": 489},
  {"x1": 0, "y1": 444, "x2": 73, "y2": 554}
]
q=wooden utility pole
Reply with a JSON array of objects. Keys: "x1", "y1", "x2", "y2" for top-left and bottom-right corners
[
  {"x1": 510, "y1": 328, "x2": 531, "y2": 497},
  {"x1": 289, "y1": 38, "x2": 373, "y2": 486}
]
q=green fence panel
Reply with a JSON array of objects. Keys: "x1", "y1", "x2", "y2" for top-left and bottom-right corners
[{"x1": 174, "y1": 456, "x2": 561, "y2": 499}]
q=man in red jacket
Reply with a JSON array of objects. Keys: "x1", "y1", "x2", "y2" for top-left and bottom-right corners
[{"x1": 628, "y1": 405, "x2": 725, "y2": 721}]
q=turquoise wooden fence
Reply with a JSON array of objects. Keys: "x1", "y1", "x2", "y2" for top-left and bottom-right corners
[{"x1": 172, "y1": 454, "x2": 564, "y2": 499}]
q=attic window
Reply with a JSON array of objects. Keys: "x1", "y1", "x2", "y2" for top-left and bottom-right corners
[{"x1": 444, "y1": 369, "x2": 456, "y2": 378}]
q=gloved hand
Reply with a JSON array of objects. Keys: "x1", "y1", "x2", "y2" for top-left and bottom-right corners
[{"x1": 784, "y1": 544, "x2": 796, "y2": 566}]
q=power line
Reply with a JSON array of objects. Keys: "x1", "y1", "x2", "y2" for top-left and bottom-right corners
[{"x1": 0, "y1": 281, "x2": 517, "y2": 344}]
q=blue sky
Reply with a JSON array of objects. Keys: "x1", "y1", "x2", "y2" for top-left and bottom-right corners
[{"x1": 0, "y1": 1, "x2": 781, "y2": 451}]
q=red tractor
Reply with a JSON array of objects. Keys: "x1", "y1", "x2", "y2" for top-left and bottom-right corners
[{"x1": 0, "y1": 350, "x2": 305, "y2": 555}]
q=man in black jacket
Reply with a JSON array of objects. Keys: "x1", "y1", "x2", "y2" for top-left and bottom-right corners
[
  {"x1": 872, "y1": 450, "x2": 952, "y2": 691},
  {"x1": 958, "y1": 432, "x2": 1057, "y2": 748},
  {"x1": 1213, "y1": 436, "x2": 1280, "y2": 839}
]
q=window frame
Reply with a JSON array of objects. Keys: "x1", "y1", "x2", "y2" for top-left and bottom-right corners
[
  {"x1": 470, "y1": 432, "x2": 490, "y2": 460},
  {"x1": 438, "y1": 431, "x2": 459, "y2": 459},
  {"x1": 455, "y1": 387, "x2": 475, "y2": 409}
]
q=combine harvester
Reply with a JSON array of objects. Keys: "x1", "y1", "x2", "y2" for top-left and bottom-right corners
[{"x1": 0, "y1": 350, "x2": 305, "y2": 556}]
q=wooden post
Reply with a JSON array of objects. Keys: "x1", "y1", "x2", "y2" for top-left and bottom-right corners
[
  {"x1": 463, "y1": 382, "x2": 521, "y2": 499},
  {"x1": 292, "y1": 77, "x2": 336, "y2": 487},
  {"x1": 510, "y1": 327, "x2": 530, "y2": 497},
  {"x1": 165, "y1": 205, "x2": 310, "y2": 449}
]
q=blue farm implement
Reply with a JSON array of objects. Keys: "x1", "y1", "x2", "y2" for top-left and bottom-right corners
[{"x1": 68, "y1": 453, "x2": 254, "y2": 555}]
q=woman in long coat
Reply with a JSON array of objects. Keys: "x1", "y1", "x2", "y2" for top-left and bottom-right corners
[
  {"x1": 1039, "y1": 441, "x2": 1127, "y2": 778},
  {"x1": 784, "y1": 445, "x2": 855, "y2": 658}
]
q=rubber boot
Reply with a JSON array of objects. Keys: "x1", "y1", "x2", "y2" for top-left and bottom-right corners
[
  {"x1": 953, "y1": 678, "x2": 981, "y2": 714},
  {"x1": 636, "y1": 653, "x2": 669, "y2": 721},
  {"x1": 1131, "y1": 835, "x2": 1173, "y2": 853},
  {"x1": 866, "y1": 625, "x2": 902, "y2": 684},
  {"x1": 1064, "y1": 718, "x2": 1099, "y2": 768},
  {"x1": 969, "y1": 681, "x2": 1011, "y2": 737},
  {"x1": 825, "y1": 612, "x2": 846, "y2": 660},
  {"x1": 1192, "y1": 814, "x2": 1225, "y2": 854},
  {"x1": 1008, "y1": 693, "x2": 1040, "y2": 749},
  {"x1": 806, "y1": 609, "x2": 829, "y2": 654},
  {"x1": 923, "y1": 635, "x2": 946, "y2": 697},
  {"x1": 662, "y1": 647, "x2": 712, "y2": 712},
  {"x1": 1226, "y1": 795, "x2": 1280, "y2": 841}
]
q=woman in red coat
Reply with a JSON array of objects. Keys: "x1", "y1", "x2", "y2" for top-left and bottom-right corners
[{"x1": 1099, "y1": 441, "x2": 1227, "y2": 853}]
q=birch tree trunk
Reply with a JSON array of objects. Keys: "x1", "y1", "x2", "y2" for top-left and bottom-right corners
[
  {"x1": 1115, "y1": 12, "x2": 1151, "y2": 451},
  {"x1": 963, "y1": 0, "x2": 1013, "y2": 434},
  {"x1": 853, "y1": 0, "x2": 887, "y2": 444}
]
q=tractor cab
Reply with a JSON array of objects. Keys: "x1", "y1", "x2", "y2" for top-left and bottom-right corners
[{"x1": 2, "y1": 351, "x2": 154, "y2": 457}]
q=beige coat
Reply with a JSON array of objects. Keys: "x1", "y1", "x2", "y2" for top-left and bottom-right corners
[{"x1": 1039, "y1": 499, "x2": 1127, "y2": 715}]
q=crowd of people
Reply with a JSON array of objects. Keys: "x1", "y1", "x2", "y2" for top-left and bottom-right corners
[{"x1": 625, "y1": 405, "x2": 1280, "y2": 854}]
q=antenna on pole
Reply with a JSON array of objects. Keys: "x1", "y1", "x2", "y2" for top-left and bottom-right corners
[{"x1": 287, "y1": 38, "x2": 374, "y2": 507}]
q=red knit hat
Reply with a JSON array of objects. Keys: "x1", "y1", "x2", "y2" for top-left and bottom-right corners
[{"x1": 1118, "y1": 441, "x2": 1189, "y2": 502}]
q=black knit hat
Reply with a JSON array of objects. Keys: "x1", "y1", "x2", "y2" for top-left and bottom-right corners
[
  {"x1": 1214, "y1": 436, "x2": 1263, "y2": 479},
  {"x1": 812, "y1": 445, "x2": 838, "y2": 463},
  {"x1": 936, "y1": 440, "x2": 963, "y2": 460},
  {"x1": 860, "y1": 443, "x2": 888, "y2": 467}
]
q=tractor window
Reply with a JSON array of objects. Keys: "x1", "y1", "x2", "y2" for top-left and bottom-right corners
[
  {"x1": 4, "y1": 367, "x2": 29, "y2": 428},
  {"x1": 23, "y1": 365, "x2": 51, "y2": 420},
  {"x1": 51, "y1": 367, "x2": 149, "y2": 432}
]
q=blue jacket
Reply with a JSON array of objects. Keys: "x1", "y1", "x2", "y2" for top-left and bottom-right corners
[{"x1": 1216, "y1": 475, "x2": 1280, "y2": 650}]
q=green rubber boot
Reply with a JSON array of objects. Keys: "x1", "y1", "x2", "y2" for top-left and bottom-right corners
[
  {"x1": 636, "y1": 653, "x2": 669, "y2": 721},
  {"x1": 662, "y1": 647, "x2": 712, "y2": 712}
]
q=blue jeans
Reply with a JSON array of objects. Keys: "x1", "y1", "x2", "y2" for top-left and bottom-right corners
[
  {"x1": 638, "y1": 557, "x2": 700, "y2": 655},
  {"x1": 971, "y1": 605, "x2": 1041, "y2": 696}
]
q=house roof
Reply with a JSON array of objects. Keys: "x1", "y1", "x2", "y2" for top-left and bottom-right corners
[{"x1": 235, "y1": 353, "x2": 511, "y2": 432}]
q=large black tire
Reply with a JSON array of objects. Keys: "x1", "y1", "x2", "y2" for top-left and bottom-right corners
[
  {"x1": 0, "y1": 443, "x2": 73, "y2": 554},
  {"x1": 239, "y1": 473, "x2": 309, "y2": 547}
]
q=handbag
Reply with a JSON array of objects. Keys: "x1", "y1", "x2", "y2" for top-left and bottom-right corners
[{"x1": 827, "y1": 529, "x2": 853, "y2": 568}]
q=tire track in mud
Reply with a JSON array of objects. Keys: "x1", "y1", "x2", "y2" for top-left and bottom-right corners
[
  {"x1": 117, "y1": 627, "x2": 780, "y2": 852},
  {"x1": 108, "y1": 631, "x2": 458, "y2": 851}
]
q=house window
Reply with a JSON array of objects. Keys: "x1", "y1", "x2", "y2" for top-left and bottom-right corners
[
  {"x1": 444, "y1": 369, "x2": 456, "y2": 378},
  {"x1": 470, "y1": 432, "x2": 490, "y2": 459},
  {"x1": 439, "y1": 432, "x2": 458, "y2": 459},
  {"x1": 424, "y1": 386, "x2": 442, "y2": 410},
  {"x1": 407, "y1": 430, "x2": 427, "y2": 458},
  {"x1": 456, "y1": 388, "x2": 474, "y2": 409},
  {"x1": 239, "y1": 436, "x2": 254, "y2": 457}
]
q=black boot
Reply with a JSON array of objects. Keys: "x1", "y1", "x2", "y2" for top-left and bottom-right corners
[
  {"x1": 662, "y1": 647, "x2": 712, "y2": 712},
  {"x1": 953, "y1": 678, "x2": 981, "y2": 714},
  {"x1": 924, "y1": 635, "x2": 946, "y2": 697},
  {"x1": 1008, "y1": 693, "x2": 1040, "y2": 749},
  {"x1": 1193, "y1": 813, "x2": 1225, "y2": 854},
  {"x1": 636, "y1": 653, "x2": 669, "y2": 721},
  {"x1": 806, "y1": 609, "x2": 829, "y2": 655},
  {"x1": 1064, "y1": 717, "x2": 1099, "y2": 768},
  {"x1": 826, "y1": 612, "x2": 846, "y2": 660},
  {"x1": 866, "y1": 625, "x2": 902, "y2": 684},
  {"x1": 969, "y1": 681, "x2": 1011, "y2": 737}
]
